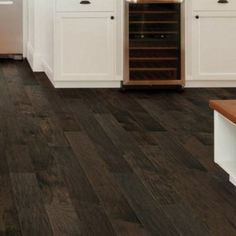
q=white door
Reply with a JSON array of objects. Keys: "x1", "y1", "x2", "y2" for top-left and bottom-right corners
[
  {"x1": 55, "y1": 12, "x2": 116, "y2": 81},
  {"x1": 0, "y1": 0, "x2": 23, "y2": 54},
  {"x1": 192, "y1": 11, "x2": 236, "y2": 81}
]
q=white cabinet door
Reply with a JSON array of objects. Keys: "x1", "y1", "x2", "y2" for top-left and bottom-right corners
[
  {"x1": 192, "y1": 11, "x2": 236, "y2": 81},
  {"x1": 55, "y1": 12, "x2": 116, "y2": 81}
]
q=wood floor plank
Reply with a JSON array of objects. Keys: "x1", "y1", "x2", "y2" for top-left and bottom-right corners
[
  {"x1": 152, "y1": 132, "x2": 207, "y2": 171},
  {"x1": 115, "y1": 173, "x2": 180, "y2": 236},
  {"x1": 51, "y1": 147, "x2": 100, "y2": 204},
  {"x1": 95, "y1": 114, "x2": 162, "y2": 172},
  {"x1": 45, "y1": 201, "x2": 81, "y2": 236},
  {"x1": 67, "y1": 98, "x2": 133, "y2": 174},
  {"x1": 6, "y1": 145, "x2": 34, "y2": 173},
  {"x1": 74, "y1": 202, "x2": 117, "y2": 236},
  {"x1": 162, "y1": 203, "x2": 209, "y2": 236},
  {"x1": 0, "y1": 63, "x2": 16, "y2": 115},
  {"x1": 37, "y1": 115, "x2": 69, "y2": 147},
  {"x1": 10, "y1": 173, "x2": 53, "y2": 236},
  {"x1": 65, "y1": 131, "x2": 150, "y2": 235},
  {"x1": 33, "y1": 74, "x2": 82, "y2": 132},
  {"x1": 51, "y1": 147, "x2": 119, "y2": 235},
  {"x1": 52, "y1": 147, "x2": 117, "y2": 235},
  {"x1": 0, "y1": 175, "x2": 22, "y2": 236},
  {"x1": 36, "y1": 151, "x2": 82, "y2": 236}
]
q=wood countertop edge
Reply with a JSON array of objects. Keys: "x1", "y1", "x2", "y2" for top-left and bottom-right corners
[{"x1": 209, "y1": 100, "x2": 236, "y2": 125}]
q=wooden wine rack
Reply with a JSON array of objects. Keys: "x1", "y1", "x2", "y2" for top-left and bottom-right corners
[{"x1": 123, "y1": 1, "x2": 185, "y2": 89}]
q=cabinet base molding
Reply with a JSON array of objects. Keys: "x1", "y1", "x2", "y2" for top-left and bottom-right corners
[
  {"x1": 230, "y1": 176, "x2": 236, "y2": 186},
  {"x1": 186, "y1": 80, "x2": 236, "y2": 88},
  {"x1": 41, "y1": 59, "x2": 54, "y2": 83},
  {"x1": 26, "y1": 43, "x2": 44, "y2": 72},
  {"x1": 52, "y1": 80, "x2": 121, "y2": 88},
  {"x1": 27, "y1": 57, "x2": 122, "y2": 89},
  {"x1": 213, "y1": 111, "x2": 236, "y2": 187}
]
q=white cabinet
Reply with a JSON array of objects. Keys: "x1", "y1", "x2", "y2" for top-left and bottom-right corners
[
  {"x1": 52, "y1": 0, "x2": 123, "y2": 88},
  {"x1": 53, "y1": 0, "x2": 122, "y2": 88},
  {"x1": 55, "y1": 12, "x2": 116, "y2": 83},
  {"x1": 26, "y1": 0, "x2": 123, "y2": 88},
  {"x1": 192, "y1": 11, "x2": 236, "y2": 81},
  {"x1": 191, "y1": 7, "x2": 236, "y2": 82}
]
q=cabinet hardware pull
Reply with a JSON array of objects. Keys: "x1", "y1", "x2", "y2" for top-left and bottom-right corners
[
  {"x1": 195, "y1": 15, "x2": 199, "y2": 19},
  {"x1": 218, "y1": 0, "x2": 229, "y2": 3},
  {"x1": 111, "y1": 16, "x2": 115, "y2": 20},
  {"x1": 80, "y1": 0, "x2": 91, "y2": 4}
]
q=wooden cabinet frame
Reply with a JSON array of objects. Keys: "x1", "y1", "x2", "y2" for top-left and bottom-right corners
[{"x1": 123, "y1": 0, "x2": 185, "y2": 88}]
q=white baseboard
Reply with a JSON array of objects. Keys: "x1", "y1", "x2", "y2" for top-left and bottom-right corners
[
  {"x1": 41, "y1": 59, "x2": 54, "y2": 83},
  {"x1": 186, "y1": 80, "x2": 236, "y2": 88},
  {"x1": 26, "y1": 43, "x2": 34, "y2": 69},
  {"x1": 26, "y1": 43, "x2": 43, "y2": 72},
  {"x1": 53, "y1": 80, "x2": 121, "y2": 88}
]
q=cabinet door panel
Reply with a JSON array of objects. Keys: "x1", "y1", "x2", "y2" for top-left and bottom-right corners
[
  {"x1": 55, "y1": 13, "x2": 115, "y2": 81},
  {"x1": 192, "y1": 12, "x2": 236, "y2": 80}
]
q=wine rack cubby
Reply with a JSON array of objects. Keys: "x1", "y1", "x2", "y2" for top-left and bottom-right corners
[{"x1": 123, "y1": 0, "x2": 185, "y2": 88}]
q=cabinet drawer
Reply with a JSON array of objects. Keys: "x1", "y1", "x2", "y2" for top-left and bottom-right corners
[
  {"x1": 193, "y1": 0, "x2": 236, "y2": 11},
  {"x1": 56, "y1": 0, "x2": 115, "y2": 12}
]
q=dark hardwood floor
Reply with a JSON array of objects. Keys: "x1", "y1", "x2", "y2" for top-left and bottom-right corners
[{"x1": 1, "y1": 59, "x2": 236, "y2": 236}]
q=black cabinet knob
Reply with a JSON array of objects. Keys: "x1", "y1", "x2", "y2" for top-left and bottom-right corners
[
  {"x1": 80, "y1": 0, "x2": 91, "y2": 4},
  {"x1": 111, "y1": 16, "x2": 115, "y2": 20},
  {"x1": 195, "y1": 15, "x2": 199, "y2": 19}
]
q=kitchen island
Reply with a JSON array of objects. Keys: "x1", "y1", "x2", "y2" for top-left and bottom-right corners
[{"x1": 210, "y1": 100, "x2": 236, "y2": 186}]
